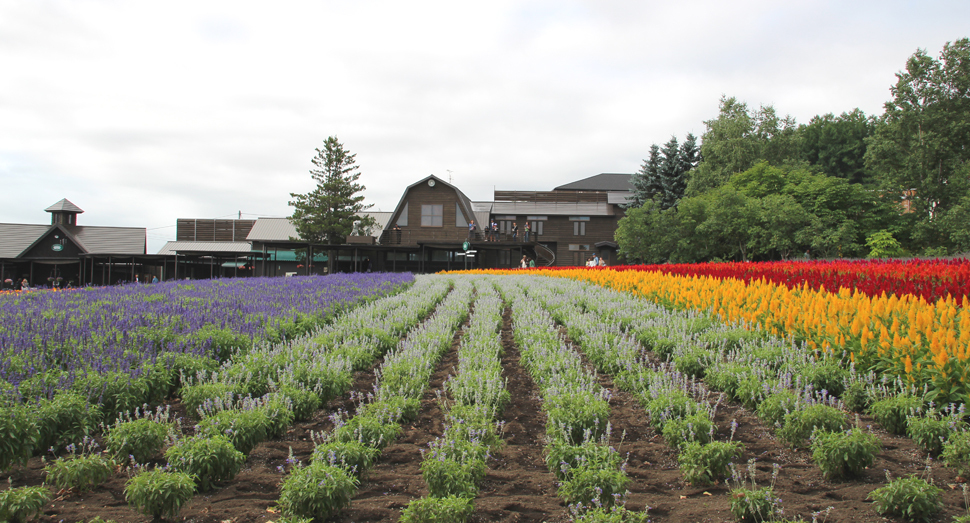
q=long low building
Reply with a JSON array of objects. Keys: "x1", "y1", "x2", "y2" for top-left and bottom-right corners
[
  {"x1": 0, "y1": 199, "x2": 148, "y2": 288},
  {"x1": 157, "y1": 173, "x2": 631, "y2": 275}
]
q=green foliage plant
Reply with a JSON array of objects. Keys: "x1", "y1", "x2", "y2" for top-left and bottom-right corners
[
  {"x1": 105, "y1": 415, "x2": 173, "y2": 464},
  {"x1": 841, "y1": 381, "x2": 871, "y2": 412},
  {"x1": 180, "y1": 381, "x2": 238, "y2": 417},
  {"x1": 776, "y1": 404, "x2": 847, "y2": 447},
  {"x1": 756, "y1": 390, "x2": 798, "y2": 427},
  {"x1": 45, "y1": 441, "x2": 116, "y2": 492},
  {"x1": 277, "y1": 384, "x2": 321, "y2": 422},
  {"x1": 545, "y1": 439, "x2": 622, "y2": 481},
  {"x1": 678, "y1": 440, "x2": 744, "y2": 485},
  {"x1": 546, "y1": 393, "x2": 610, "y2": 444},
  {"x1": 399, "y1": 495, "x2": 474, "y2": 523},
  {"x1": 311, "y1": 440, "x2": 380, "y2": 475},
  {"x1": 0, "y1": 485, "x2": 50, "y2": 523},
  {"x1": 360, "y1": 396, "x2": 421, "y2": 424},
  {"x1": 557, "y1": 463, "x2": 630, "y2": 507},
  {"x1": 196, "y1": 407, "x2": 270, "y2": 455},
  {"x1": 165, "y1": 435, "x2": 246, "y2": 492},
  {"x1": 0, "y1": 405, "x2": 37, "y2": 470},
  {"x1": 277, "y1": 461, "x2": 358, "y2": 520},
  {"x1": 866, "y1": 230, "x2": 905, "y2": 258},
  {"x1": 124, "y1": 468, "x2": 196, "y2": 521},
  {"x1": 727, "y1": 461, "x2": 783, "y2": 523},
  {"x1": 643, "y1": 390, "x2": 700, "y2": 430},
  {"x1": 867, "y1": 474, "x2": 943, "y2": 523},
  {"x1": 943, "y1": 431, "x2": 970, "y2": 477},
  {"x1": 33, "y1": 391, "x2": 102, "y2": 455},
  {"x1": 330, "y1": 414, "x2": 403, "y2": 450},
  {"x1": 907, "y1": 413, "x2": 965, "y2": 456},
  {"x1": 868, "y1": 395, "x2": 922, "y2": 435},
  {"x1": 810, "y1": 428, "x2": 881, "y2": 480},
  {"x1": 661, "y1": 412, "x2": 715, "y2": 448}
]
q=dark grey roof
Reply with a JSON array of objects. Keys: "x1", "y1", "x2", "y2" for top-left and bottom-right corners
[
  {"x1": 72, "y1": 226, "x2": 145, "y2": 254},
  {"x1": 45, "y1": 198, "x2": 85, "y2": 213},
  {"x1": 554, "y1": 173, "x2": 633, "y2": 192},
  {"x1": 0, "y1": 223, "x2": 51, "y2": 258}
]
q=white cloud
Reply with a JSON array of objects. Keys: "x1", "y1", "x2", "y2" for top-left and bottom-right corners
[{"x1": 1, "y1": 0, "x2": 967, "y2": 252}]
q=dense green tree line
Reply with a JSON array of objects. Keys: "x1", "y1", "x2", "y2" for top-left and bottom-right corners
[{"x1": 618, "y1": 38, "x2": 970, "y2": 263}]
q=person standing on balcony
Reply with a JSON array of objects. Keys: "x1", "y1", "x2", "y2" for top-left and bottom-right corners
[
  {"x1": 511, "y1": 222, "x2": 518, "y2": 241},
  {"x1": 524, "y1": 222, "x2": 531, "y2": 242},
  {"x1": 468, "y1": 220, "x2": 477, "y2": 240}
]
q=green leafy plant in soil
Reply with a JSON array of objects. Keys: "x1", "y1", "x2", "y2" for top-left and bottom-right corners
[
  {"x1": 868, "y1": 395, "x2": 922, "y2": 435},
  {"x1": 399, "y1": 495, "x2": 475, "y2": 523},
  {"x1": 0, "y1": 485, "x2": 50, "y2": 523},
  {"x1": 124, "y1": 468, "x2": 196, "y2": 521},
  {"x1": 0, "y1": 405, "x2": 37, "y2": 470},
  {"x1": 568, "y1": 504, "x2": 651, "y2": 523},
  {"x1": 943, "y1": 431, "x2": 970, "y2": 477},
  {"x1": 557, "y1": 463, "x2": 630, "y2": 507},
  {"x1": 867, "y1": 474, "x2": 943, "y2": 523},
  {"x1": 679, "y1": 440, "x2": 744, "y2": 485},
  {"x1": 45, "y1": 453, "x2": 116, "y2": 492},
  {"x1": 311, "y1": 440, "x2": 381, "y2": 475},
  {"x1": 810, "y1": 428, "x2": 881, "y2": 479},
  {"x1": 907, "y1": 413, "x2": 966, "y2": 456},
  {"x1": 165, "y1": 435, "x2": 246, "y2": 492},
  {"x1": 105, "y1": 417, "x2": 172, "y2": 464},
  {"x1": 776, "y1": 404, "x2": 847, "y2": 447},
  {"x1": 277, "y1": 462, "x2": 358, "y2": 521}
]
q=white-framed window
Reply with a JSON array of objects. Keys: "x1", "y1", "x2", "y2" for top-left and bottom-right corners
[
  {"x1": 527, "y1": 216, "x2": 546, "y2": 236},
  {"x1": 421, "y1": 204, "x2": 443, "y2": 227},
  {"x1": 396, "y1": 202, "x2": 408, "y2": 227},
  {"x1": 455, "y1": 203, "x2": 467, "y2": 227}
]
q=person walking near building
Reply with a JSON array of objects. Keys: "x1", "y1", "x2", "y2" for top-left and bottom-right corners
[{"x1": 520, "y1": 255, "x2": 528, "y2": 268}]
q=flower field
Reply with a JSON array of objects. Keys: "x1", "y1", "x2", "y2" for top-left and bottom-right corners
[{"x1": 1, "y1": 271, "x2": 969, "y2": 523}]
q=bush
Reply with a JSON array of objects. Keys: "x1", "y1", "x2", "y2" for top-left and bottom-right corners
[
  {"x1": 277, "y1": 384, "x2": 321, "y2": 422},
  {"x1": 643, "y1": 391, "x2": 699, "y2": 430},
  {"x1": 400, "y1": 495, "x2": 474, "y2": 523},
  {"x1": 165, "y1": 435, "x2": 246, "y2": 491},
  {"x1": 105, "y1": 418, "x2": 171, "y2": 464},
  {"x1": 262, "y1": 395, "x2": 296, "y2": 439},
  {"x1": 33, "y1": 392, "x2": 102, "y2": 455},
  {"x1": 0, "y1": 405, "x2": 37, "y2": 470},
  {"x1": 841, "y1": 381, "x2": 871, "y2": 412},
  {"x1": 422, "y1": 456, "x2": 487, "y2": 499},
  {"x1": 867, "y1": 475, "x2": 943, "y2": 523},
  {"x1": 546, "y1": 394, "x2": 610, "y2": 444},
  {"x1": 278, "y1": 462, "x2": 358, "y2": 520},
  {"x1": 756, "y1": 391, "x2": 798, "y2": 427},
  {"x1": 361, "y1": 396, "x2": 422, "y2": 424},
  {"x1": 798, "y1": 361, "x2": 848, "y2": 397},
  {"x1": 704, "y1": 363, "x2": 747, "y2": 397},
  {"x1": 776, "y1": 404, "x2": 847, "y2": 447},
  {"x1": 0, "y1": 485, "x2": 50, "y2": 523},
  {"x1": 45, "y1": 453, "x2": 116, "y2": 491},
  {"x1": 557, "y1": 463, "x2": 630, "y2": 507},
  {"x1": 661, "y1": 411, "x2": 715, "y2": 448},
  {"x1": 312, "y1": 440, "x2": 381, "y2": 475},
  {"x1": 729, "y1": 486, "x2": 780, "y2": 522},
  {"x1": 868, "y1": 395, "x2": 922, "y2": 435},
  {"x1": 942, "y1": 431, "x2": 970, "y2": 477},
  {"x1": 907, "y1": 415, "x2": 963, "y2": 456},
  {"x1": 125, "y1": 469, "x2": 196, "y2": 521},
  {"x1": 810, "y1": 428, "x2": 881, "y2": 480},
  {"x1": 673, "y1": 349, "x2": 712, "y2": 378},
  {"x1": 678, "y1": 440, "x2": 744, "y2": 485},
  {"x1": 330, "y1": 415, "x2": 403, "y2": 450},
  {"x1": 180, "y1": 382, "x2": 237, "y2": 416},
  {"x1": 196, "y1": 408, "x2": 270, "y2": 455},
  {"x1": 545, "y1": 439, "x2": 621, "y2": 481}
]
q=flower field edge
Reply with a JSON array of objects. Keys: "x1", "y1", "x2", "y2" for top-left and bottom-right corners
[{"x1": 442, "y1": 267, "x2": 970, "y2": 406}]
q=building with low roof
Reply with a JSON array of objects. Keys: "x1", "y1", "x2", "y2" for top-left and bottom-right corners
[{"x1": 0, "y1": 199, "x2": 147, "y2": 288}]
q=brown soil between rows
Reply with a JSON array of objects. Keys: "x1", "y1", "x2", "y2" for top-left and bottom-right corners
[{"x1": 3, "y1": 301, "x2": 970, "y2": 523}]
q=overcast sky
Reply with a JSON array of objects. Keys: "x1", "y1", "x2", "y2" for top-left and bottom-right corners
[{"x1": 1, "y1": 1, "x2": 967, "y2": 253}]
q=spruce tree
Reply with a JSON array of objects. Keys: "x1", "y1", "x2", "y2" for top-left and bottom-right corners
[
  {"x1": 288, "y1": 136, "x2": 375, "y2": 246},
  {"x1": 658, "y1": 136, "x2": 681, "y2": 210},
  {"x1": 629, "y1": 144, "x2": 662, "y2": 208}
]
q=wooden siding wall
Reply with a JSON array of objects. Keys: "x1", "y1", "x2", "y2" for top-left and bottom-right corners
[
  {"x1": 494, "y1": 191, "x2": 608, "y2": 203},
  {"x1": 395, "y1": 184, "x2": 472, "y2": 243},
  {"x1": 176, "y1": 219, "x2": 256, "y2": 242}
]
